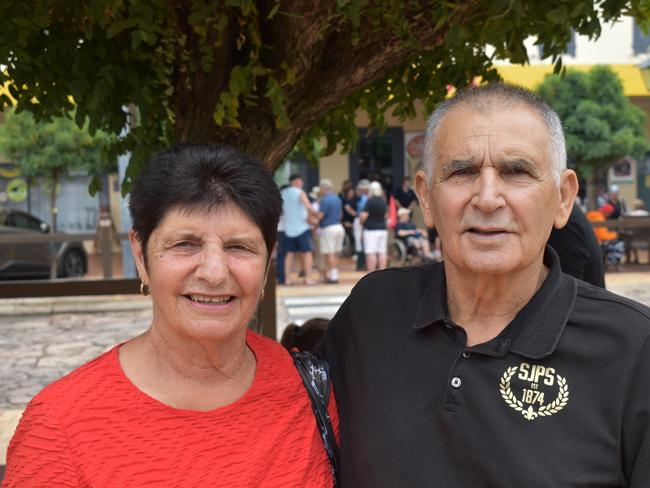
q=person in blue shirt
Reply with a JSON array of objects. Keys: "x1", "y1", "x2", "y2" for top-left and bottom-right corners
[{"x1": 317, "y1": 179, "x2": 345, "y2": 283}]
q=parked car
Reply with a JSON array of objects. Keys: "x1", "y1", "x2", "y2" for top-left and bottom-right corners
[{"x1": 0, "y1": 208, "x2": 88, "y2": 279}]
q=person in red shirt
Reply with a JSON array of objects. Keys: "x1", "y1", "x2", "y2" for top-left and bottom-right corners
[{"x1": 3, "y1": 144, "x2": 337, "y2": 488}]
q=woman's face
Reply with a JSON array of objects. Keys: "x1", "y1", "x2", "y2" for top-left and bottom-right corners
[{"x1": 131, "y1": 203, "x2": 268, "y2": 343}]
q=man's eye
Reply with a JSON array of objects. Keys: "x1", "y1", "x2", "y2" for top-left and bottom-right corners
[{"x1": 450, "y1": 167, "x2": 474, "y2": 176}]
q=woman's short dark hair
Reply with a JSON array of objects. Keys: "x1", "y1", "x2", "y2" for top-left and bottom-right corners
[{"x1": 129, "y1": 143, "x2": 282, "y2": 260}]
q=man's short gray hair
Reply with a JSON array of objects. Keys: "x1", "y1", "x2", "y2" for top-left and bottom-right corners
[
  {"x1": 320, "y1": 178, "x2": 333, "y2": 191},
  {"x1": 423, "y1": 83, "x2": 566, "y2": 186}
]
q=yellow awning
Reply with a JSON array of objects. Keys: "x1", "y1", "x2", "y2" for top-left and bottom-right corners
[{"x1": 496, "y1": 64, "x2": 650, "y2": 96}]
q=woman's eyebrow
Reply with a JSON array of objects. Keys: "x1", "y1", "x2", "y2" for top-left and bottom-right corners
[{"x1": 161, "y1": 231, "x2": 201, "y2": 243}]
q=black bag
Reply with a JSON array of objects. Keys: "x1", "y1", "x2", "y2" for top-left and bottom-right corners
[{"x1": 292, "y1": 351, "x2": 341, "y2": 487}]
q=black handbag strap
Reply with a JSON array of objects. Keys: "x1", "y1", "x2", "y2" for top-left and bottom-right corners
[{"x1": 292, "y1": 351, "x2": 340, "y2": 487}]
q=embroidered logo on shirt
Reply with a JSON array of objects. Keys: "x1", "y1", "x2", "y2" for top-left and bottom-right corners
[{"x1": 499, "y1": 362, "x2": 569, "y2": 421}]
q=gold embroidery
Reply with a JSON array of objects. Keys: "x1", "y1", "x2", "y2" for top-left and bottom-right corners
[{"x1": 499, "y1": 364, "x2": 569, "y2": 421}]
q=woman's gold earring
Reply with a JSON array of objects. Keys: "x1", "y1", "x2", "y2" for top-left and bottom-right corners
[{"x1": 139, "y1": 282, "x2": 151, "y2": 296}]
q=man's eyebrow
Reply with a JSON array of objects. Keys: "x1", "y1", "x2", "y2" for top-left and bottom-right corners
[
  {"x1": 441, "y1": 158, "x2": 477, "y2": 177},
  {"x1": 497, "y1": 158, "x2": 541, "y2": 175}
]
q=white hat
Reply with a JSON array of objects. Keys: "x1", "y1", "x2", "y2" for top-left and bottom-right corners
[{"x1": 397, "y1": 208, "x2": 411, "y2": 217}]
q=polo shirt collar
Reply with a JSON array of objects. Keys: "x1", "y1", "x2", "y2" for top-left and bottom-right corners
[{"x1": 411, "y1": 246, "x2": 577, "y2": 359}]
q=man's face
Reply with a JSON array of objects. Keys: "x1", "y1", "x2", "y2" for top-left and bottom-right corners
[{"x1": 415, "y1": 103, "x2": 577, "y2": 276}]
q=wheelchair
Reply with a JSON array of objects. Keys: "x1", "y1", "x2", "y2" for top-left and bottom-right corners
[{"x1": 388, "y1": 233, "x2": 429, "y2": 266}]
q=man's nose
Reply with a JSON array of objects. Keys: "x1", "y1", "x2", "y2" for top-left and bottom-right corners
[{"x1": 471, "y1": 168, "x2": 505, "y2": 213}]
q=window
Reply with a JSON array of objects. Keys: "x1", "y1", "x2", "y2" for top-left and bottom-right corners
[
  {"x1": 633, "y1": 21, "x2": 650, "y2": 55},
  {"x1": 8, "y1": 212, "x2": 43, "y2": 231}
]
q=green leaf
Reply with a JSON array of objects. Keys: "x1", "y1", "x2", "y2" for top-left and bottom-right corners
[
  {"x1": 267, "y1": 3, "x2": 280, "y2": 19},
  {"x1": 88, "y1": 175, "x2": 102, "y2": 196},
  {"x1": 546, "y1": 6, "x2": 568, "y2": 25}
]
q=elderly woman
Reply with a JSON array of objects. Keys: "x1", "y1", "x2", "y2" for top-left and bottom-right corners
[{"x1": 3, "y1": 144, "x2": 337, "y2": 487}]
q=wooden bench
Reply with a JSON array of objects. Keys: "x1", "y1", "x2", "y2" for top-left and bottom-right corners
[
  {"x1": 622, "y1": 216, "x2": 650, "y2": 264},
  {"x1": 591, "y1": 216, "x2": 650, "y2": 264}
]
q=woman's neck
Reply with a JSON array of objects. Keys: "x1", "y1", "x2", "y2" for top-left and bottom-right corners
[{"x1": 119, "y1": 326, "x2": 256, "y2": 411}]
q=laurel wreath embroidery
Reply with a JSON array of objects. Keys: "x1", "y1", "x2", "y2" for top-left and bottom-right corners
[{"x1": 499, "y1": 366, "x2": 569, "y2": 421}]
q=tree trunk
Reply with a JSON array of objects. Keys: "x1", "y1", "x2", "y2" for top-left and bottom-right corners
[
  {"x1": 49, "y1": 169, "x2": 60, "y2": 279},
  {"x1": 586, "y1": 175, "x2": 598, "y2": 212},
  {"x1": 170, "y1": 1, "x2": 470, "y2": 170}
]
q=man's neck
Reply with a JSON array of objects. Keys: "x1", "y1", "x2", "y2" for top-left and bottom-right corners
[{"x1": 445, "y1": 261, "x2": 548, "y2": 347}]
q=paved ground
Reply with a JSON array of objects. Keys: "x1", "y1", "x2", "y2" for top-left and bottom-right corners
[{"x1": 1, "y1": 266, "x2": 649, "y2": 467}]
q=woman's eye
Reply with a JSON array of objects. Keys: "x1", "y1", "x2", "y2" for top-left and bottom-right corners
[
  {"x1": 174, "y1": 241, "x2": 194, "y2": 248},
  {"x1": 229, "y1": 244, "x2": 250, "y2": 252}
]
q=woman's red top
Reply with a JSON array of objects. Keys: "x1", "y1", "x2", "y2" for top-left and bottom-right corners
[{"x1": 3, "y1": 331, "x2": 337, "y2": 487}]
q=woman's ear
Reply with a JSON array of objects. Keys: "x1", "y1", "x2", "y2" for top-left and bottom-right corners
[{"x1": 129, "y1": 229, "x2": 149, "y2": 284}]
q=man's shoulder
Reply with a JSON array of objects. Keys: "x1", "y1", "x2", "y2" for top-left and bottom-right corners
[
  {"x1": 322, "y1": 192, "x2": 340, "y2": 207},
  {"x1": 573, "y1": 280, "x2": 650, "y2": 335},
  {"x1": 350, "y1": 263, "x2": 439, "y2": 299}
]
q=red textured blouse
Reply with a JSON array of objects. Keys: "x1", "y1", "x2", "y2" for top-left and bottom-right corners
[{"x1": 3, "y1": 331, "x2": 337, "y2": 487}]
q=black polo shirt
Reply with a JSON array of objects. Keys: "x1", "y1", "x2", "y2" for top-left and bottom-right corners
[{"x1": 318, "y1": 248, "x2": 650, "y2": 487}]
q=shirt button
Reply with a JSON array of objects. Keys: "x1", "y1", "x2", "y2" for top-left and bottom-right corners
[
  {"x1": 462, "y1": 351, "x2": 470, "y2": 359},
  {"x1": 451, "y1": 377, "x2": 462, "y2": 388}
]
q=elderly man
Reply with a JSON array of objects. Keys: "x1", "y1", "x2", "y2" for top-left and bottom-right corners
[
  {"x1": 282, "y1": 174, "x2": 318, "y2": 285},
  {"x1": 317, "y1": 179, "x2": 345, "y2": 283},
  {"x1": 318, "y1": 84, "x2": 650, "y2": 487}
]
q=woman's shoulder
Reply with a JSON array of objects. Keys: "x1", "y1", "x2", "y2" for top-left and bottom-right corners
[
  {"x1": 246, "y1": 330, "x2": 290, "y2": 362},
  {"x1": 245, "y1": 330, "x2": 305, "y2": 388},
  {"x1": 29, "y1": 345, "x2": 120, "y2": 413}
]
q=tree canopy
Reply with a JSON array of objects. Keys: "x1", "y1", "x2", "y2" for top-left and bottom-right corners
[
  {"x1": 0, "y1": 108, "x2": 114, "y2": 195},
  {"x1": 0, "y1": 108, "x2": 115, "y2": 277},
  {"x1": 537, "y1": 65, "x2": 648, "y2": 207},
  {"x1": 1, "y1": 1, "x2": 649, "y2": 190}
]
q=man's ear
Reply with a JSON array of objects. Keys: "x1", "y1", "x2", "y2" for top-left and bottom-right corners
[
  {"x1": 553, "y1": 169, "x2": 579, "y2": 229},
  {"x1": 414, "y1": 169, "x2": 435, "y2": 228},
  {"x1": 129, "y1": 229, "x2": 149, "y2": 284}
]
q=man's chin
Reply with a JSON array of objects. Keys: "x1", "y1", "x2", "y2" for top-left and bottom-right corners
[{"x1": 446, "y1": 251, "x2": 520, "y2": 276}]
